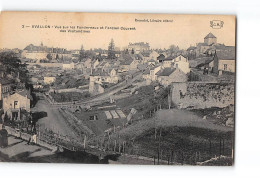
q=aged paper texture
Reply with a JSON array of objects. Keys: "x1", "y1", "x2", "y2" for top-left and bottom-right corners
[{"x1": 0, "y1": 12, "x2": 235, "y2": 165}]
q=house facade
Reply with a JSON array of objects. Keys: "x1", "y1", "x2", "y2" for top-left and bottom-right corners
[
  {"x1": 156, "y1": 68, "x2": 187, "y2": 86},
  {"x1": 173, "y1": 55, "x2": 190, "y2": 74},
  {"x1": 120, "y1": 58, "x2": 140, "y2": 72},
  {"x1": 90, "y1": 68, "x2": 119, "y2": 84},
  {"x1": 3, "y1": 90, "x2": 31, "y2": 112},
  {"x1": 213, "y1": 49, "x2": 235, "y2": 74},
  {"x1": 150, "y1": 51, "x2": 160, "y2": 60},
  {"x1": 142, "y1": 65, "x2": 162, "y2": 82},
  {"x1": 162, "y1": 57, "x2": 174, "y2": 68}
]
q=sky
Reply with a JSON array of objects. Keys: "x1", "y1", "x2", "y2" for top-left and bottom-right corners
[{"x1": 0, "y1": 12, "x2": 236, "y2": 50}]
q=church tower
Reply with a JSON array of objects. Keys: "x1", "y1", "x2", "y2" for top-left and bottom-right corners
[{"x1": 204, "y1": 33, "x2": 217, "y2": 45}]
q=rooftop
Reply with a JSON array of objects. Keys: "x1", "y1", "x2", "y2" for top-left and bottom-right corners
[
  {"x1": 74, "y1": 109, "x2": 127, "y2": 135},
  {"x1": 216, "y1": 49, "x2": 236, "y2": 60},
  {"x1": 204, "y1": 32, "x2": 216, "y2": 39},
  {"x1": 156, "y1": 67, "x2": 176, "y2": 76},
  {"x1": 189, "y1": 56, "x2": 214, "y2": 68},
  {"x1": 24, "y1": 44, "x2": 71, "y2": 54}
]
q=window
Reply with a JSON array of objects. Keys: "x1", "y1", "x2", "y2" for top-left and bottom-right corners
[
  {"x1": 89, "y1": 115, "x2": 98, "y2": 121},
  {"x1": 14, "y1": 101, "x2": 18, "y2": 108},
  {"x1": 224, "y1": 64, "x2": 227, "y2": 71}
]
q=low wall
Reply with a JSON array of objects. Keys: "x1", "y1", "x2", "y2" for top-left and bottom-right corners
[
  {"x1": 172, "y1": 82, "x2": 235, "y2": 109},
  {"x1": 49, "y1": 84, "x2": 89, "y2": 94},
  {"x1": 26, "y1": 62, "x2": 63, "y2": 68},
  {"x1": 5, "y1": 126, "x2": 57, "y2": 151}
]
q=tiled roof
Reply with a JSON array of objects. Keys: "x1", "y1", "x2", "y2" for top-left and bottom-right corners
[
  {"x1": 189, "y1": 56, "x2": 214, "y2": 68},
  {"x1": 216, "y1": 49, "x2": 235, "y2": 60},
  {"x1": 164, "y1": 56, "x2": 175, "y2": 61},
  {"x1": 140, "y1": 52, "x2": 150, "y2": 57},
  {"x1": 120, "y1": 55, "x2": 134, "y2": 65},
  {"x1": 157, "y1": 54, "x2": 165, "y2": 61},
  {"x1": 156, "y1": 68, "x2": 176, "y2": 76},
  {"x1": 215, "y1": 45, "x2": 235, "y2": 51},
  {"x1": 17, "y1": 90, "x2": 33, "y2": 100},
  {"x1": 204, "y1": 32, "x2": 216, "y2": 39}
]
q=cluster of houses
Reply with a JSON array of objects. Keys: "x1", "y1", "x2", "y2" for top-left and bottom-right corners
[
  {"x1": 142, "y1": 54, "x2": 189, "y2": 86},
  {"x1": 187, "y1": 32, "x2": 235, "y2": 75},
  {"x1": 32, "y1": 33, "x2": 234, "y2": 96},
  {"x1": 2, "y1": 32, "x2": 235, "y2": 107}
]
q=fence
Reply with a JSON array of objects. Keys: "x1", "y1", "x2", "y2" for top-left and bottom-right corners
[
  {"x1": 90, "y1": 127, "x2": 233, "y2": 165},
  {"x1": 5, "y1": 126, "x2": 57, "y2": 151}
]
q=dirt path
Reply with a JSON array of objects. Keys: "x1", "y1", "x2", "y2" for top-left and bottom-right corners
[{"x1": 32, "y1": 99, "x2": 78, "y2": 139}]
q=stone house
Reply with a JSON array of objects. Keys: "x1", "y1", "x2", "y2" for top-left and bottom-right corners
[
  {"x1": 156, "y1": 67, "x2": 187, "y2": 86},
  {"x1": 142, "y1": 65, "x2": 162, "y2": 82},
  {"x1": 3, "y1": 90, "x2": 32, "y2": 120},
  {"x1": 213, "y1": 49, "x2": 235, "y2": 74},
  {"x1": 173, "y1": 55, "x2": 190, "y2": 74},
  {"x1": 90, "y1": 68, "x2": 119, "y2": 84},
  {"x1": 150, "y1": 51, "x2": 160, "y2": 60},
  {"x1": 162, "y1": 56, "x2": 175, "y2": 68},
  {"x1": 119, "y1": 57, "x2": 140, "y2": 72}
]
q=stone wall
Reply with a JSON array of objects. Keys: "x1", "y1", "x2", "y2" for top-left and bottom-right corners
[{"x1": 171, "y1": 82, "x2": 235, "y2": 109}]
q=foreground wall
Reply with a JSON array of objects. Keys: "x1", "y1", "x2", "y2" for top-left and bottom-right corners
[{"x1": 171, "y1": 82, "x2": 235, "y2": 109}]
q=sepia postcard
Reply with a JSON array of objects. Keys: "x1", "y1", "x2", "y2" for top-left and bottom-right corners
[{"x1": 0, "y1": 12, "x2": 235, "y2": 165}]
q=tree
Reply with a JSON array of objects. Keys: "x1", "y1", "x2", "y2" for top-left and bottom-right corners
[
  {"x1": 56, "y1": 54, "x2": 59, "y2": 60},
  {"x1": 108, "y1": 39, "x2": 116, "y2": 59},
  {"x1": 169, "y1": 45, "x2": 179, "y2": 55},
  {"x1": 46, "y1": 53, "x2": 52, "y2": 60},
  {"x1": 79, "y1": 44, "x2": 85, "y2": 61},
  {"x1": 131, "y1": 48, "x2": 135, "y2": 54},
  {"x1": 0, "y1": 51, "x2": 29, "y2": 84}
]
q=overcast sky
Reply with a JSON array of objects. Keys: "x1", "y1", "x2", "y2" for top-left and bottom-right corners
[{"x1": 0, "y1": 12, "x2": 235, "y2": 50}]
